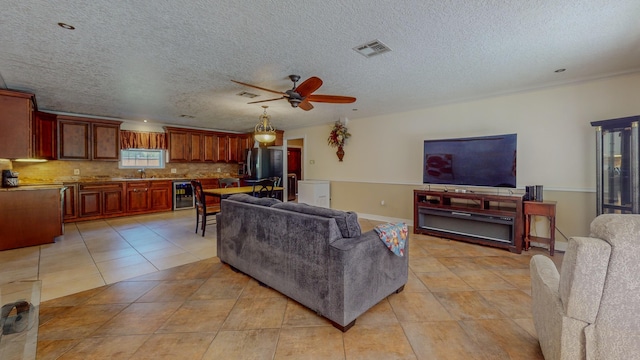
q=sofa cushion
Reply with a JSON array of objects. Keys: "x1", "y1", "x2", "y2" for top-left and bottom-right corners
[
  {"x1": 227, "y1": 193, "x2": 282, "y2": 207},
  {"x1": 271, "y1": 202, "x2": 361, "y2": 238}
]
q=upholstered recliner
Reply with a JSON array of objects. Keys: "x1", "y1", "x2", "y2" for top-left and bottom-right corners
[{"x1": 530, "y1": 214, "x2": 640, "y2": 360}]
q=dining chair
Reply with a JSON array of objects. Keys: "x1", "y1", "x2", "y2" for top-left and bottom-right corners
[
  {"x1": 218, "y1": 177, "x2": 240, "y2": 188},
  {"x1": 269, "y1": 176, "x2": 281, "y2": 187},
  {"x1": 251, "y1": 178, "x2": 274, "y2": 198},
  {"x1": 191, "y1": 179, "x2": 219, "y2": 236}
]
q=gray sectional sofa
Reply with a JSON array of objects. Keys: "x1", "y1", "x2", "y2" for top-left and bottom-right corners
[{"x1": 216, "y1": 194, "x2": 408, "y2": 331}]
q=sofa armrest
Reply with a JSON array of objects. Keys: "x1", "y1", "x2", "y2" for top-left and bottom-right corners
[
  {"x1": 530, "y1": 255, "x2": 565, "y2": 360},
  {"x1": 327, "y1": 231, "x2": 408, "y2": 325}
]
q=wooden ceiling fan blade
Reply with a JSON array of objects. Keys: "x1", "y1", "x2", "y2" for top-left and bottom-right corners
[
  {"x1": 231, "y1": 80, "x2": 286, "y2": 96},
  {"x1": 307, "y1": 94, "x2": 356, "y2": 103},
  {"x1": 295, "y1": 77, "x2": 323, "y2": 97},
  {"x1": 298, "y1": 99, "x2": 314, "y2": 111},
  {"x1": 247, "y1": 97, "x2": 285, "y2": 104}
]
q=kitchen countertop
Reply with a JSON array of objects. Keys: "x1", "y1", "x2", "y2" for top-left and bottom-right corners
[{"x1": 0, "y1": 184, "x2": 66, "y2": 191}]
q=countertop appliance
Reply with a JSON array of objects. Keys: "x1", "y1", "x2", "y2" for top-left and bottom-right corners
[
  {"x1": 173, "y1": 180, "x2": 194, "y2": 210},
  {"x1": 2, "y1": 170, "x2": 19, "y2": 188}
]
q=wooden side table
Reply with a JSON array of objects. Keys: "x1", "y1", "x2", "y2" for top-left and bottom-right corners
[{"x1": 524, "y1": 201, "x2": 557, "y2": 255}]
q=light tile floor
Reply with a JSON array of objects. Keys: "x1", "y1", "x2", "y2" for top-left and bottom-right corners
[
  {"x1": 2, "y1": 210, "x2": 564, "y2": 359},
  {"x1": 0, "y1": 210, "x2": 216, "y2": 302}
]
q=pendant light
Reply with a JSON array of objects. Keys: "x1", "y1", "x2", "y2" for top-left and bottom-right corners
[{"x1": 254, "y1": 105, "x2": 277, "y2": 144}]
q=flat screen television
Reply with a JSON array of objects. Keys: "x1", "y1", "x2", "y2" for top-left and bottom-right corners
[{"x1": 423, "y1": 133, "x2": 517, "y2": 188}]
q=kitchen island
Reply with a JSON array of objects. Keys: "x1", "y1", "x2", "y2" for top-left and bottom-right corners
[{"x1": 0, "y1": 185, "x2": 64, "y2": 250}]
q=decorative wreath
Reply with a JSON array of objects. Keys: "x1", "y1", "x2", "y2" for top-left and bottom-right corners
[{"x1": 327, "y1": 121, "x2": 351, "y2": 148}]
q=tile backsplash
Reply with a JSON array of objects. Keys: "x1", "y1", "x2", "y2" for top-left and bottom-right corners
[{"x1": 12, "y1": 160, "x2": 240, "y2": 184}]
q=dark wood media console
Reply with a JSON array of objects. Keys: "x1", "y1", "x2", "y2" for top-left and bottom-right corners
[{"x1": 414, "y1": 190, "x2": 524, "y2": 253}]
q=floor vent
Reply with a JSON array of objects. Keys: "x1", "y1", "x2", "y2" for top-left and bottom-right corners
[{"x1": 353, "y1": 40, "x2": 392, "y2": 58}]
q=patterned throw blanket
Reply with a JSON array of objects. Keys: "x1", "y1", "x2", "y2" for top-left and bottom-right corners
[{"x1": 374, "y1": 222, "x2": 407, "y2": 257}]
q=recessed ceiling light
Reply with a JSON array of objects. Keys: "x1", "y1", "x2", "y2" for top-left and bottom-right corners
[
  {"x1": 554, "y1": 68, "x2": 566, "y2": 73},
  {"x1": 58, "y1": 22, "x2": 75, "y2": 30},
  {"x1": 143, "y1": 119, "x2": 148, "y2": 123}
]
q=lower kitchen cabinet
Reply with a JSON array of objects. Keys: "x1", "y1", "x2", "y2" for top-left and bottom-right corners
[
  {"x1": 149, "y1": 181, "x2": 172, "y2": 211},
  {"x1": 126, "y1": 181, "x2": 150, "y2": 213},
  {"x1": 78, "y1": 182, "x2": 125, "y2": 219},
  {"x1": 126, "y1": 180, "x2": 172, "y2": 213},
  {"x1": 62, "y1": 183, "x2": 78, "y2": 221},
  {"x1": 65, "y1": 180, "x2": 173, "y2": 222},
  {"x1": 0, "y1": 186, "x2": 64, "y2": 251}
]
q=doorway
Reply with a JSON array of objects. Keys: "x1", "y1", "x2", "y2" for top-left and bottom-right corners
[{"x1": 287, "y1": 138, "x2": 303, "y2": 201}]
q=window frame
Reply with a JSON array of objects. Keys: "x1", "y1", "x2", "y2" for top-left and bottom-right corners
[{"x1": 119, "y1": 149, "x2": 166, "y2": 169}]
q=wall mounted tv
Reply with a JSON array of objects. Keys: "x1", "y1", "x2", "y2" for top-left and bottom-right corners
[{"x1": 423, "y1": 133, "x2": 517, "y2": 188}]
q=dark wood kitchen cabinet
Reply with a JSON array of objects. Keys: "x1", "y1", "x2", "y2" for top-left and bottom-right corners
[
  {"x1": 126, "y1": 181, "x2": 150, "y2": 213},
  {"x1": 168, "y1": 130, "x2": 189, "y2": 162},
  {"x1": 58, "y1": 116, "x2": 121, "y2": 161},
  {"x1": 78, "y1": 182, "x2": 125, "y2": 219},
  {"x1": 227, "y1": 135, "x2": 240, "y2": 163},
  {"x1": 34, "y1": 111, "x2": 58, "y2": 160},
  {"x1": 149, "y1": 181, "x2": 172, "y2": 211},
  {"x1": 125, "y1": 180, "x2": 172, "y2": 213},
  {"x1": 215, "y1": 134, "x2": 228, "y2": 162},
  {"x1": 62, "y1": 183, "x2": 78, "y2": 221},
  {"x1": 1, "y1": 187, "x2": 64, "y2": 251},
  {"x1": 203, "y1": 133, "x2": 217, "y2": 162},
  {"x1": 0, "y1": 89, "x2": 36, "y2": 159},
  {"x1": 166, "y1": 127, "x2": 205, "y2": 163},
  {"x1": 166, "y1": 126, "x2": 252, "y2": 163},
  {"x1": 189, "y1": 132, "x2": 204, "y2": 162},
  {"x1": 214, "y1": 134, "x2": 250, "y2": 163}
]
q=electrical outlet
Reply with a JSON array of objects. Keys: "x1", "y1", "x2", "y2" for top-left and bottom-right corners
[
  {"x1": 217, "y1": 168, "x2": 221, "y2": 172},
  {"x1": 171, "y1": 168, "x2": 177, "y2": 174},
  {"x1": 309, "y1": 160, "x2": 315, "y2": 165},
  {"x1": 381, "y1": 200, "x2": 385, "y2": 206},
  {"x1": 73, "y1": 169, "x2": 80, "y2": 175}
]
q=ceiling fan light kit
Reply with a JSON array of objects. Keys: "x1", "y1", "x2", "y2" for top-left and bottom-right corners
[{"x1": 254, "y1": 106, "x2": 277, "y2": 144}]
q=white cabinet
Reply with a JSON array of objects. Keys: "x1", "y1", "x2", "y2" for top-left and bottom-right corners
[{"x1": 297, "y1": 180, "x2": 330, "y2": 208}]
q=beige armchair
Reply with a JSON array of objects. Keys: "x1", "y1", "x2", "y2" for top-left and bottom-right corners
[{"x1": 530, "y1": 214, "x2": 640, "y2": 360}]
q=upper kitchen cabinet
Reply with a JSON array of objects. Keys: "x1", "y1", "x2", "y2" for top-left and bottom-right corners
[
  {"x1": 34, "y1": 111, "x2": 58, "y2": 160},
  {"x1": 212, "y1": 133, "x2": 251, "y2": 163},
  {"x1": 166, "y1": 126, "x2": 251, "y2": 163},
  {"x1": 58, "y1": 115, "x2": 122, "y2": 161},
  {"x1": 189, "y1": 132, "x2": 204, "y2": 162},
  {"x1": 0, "y1": 89, "x2": 35, "y2": 159},
  {"x1": 167, "y1": 129, "x2": 189, "y2": 162}
]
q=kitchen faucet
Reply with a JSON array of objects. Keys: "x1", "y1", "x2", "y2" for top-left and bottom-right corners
[{"x1": 138, "y1": 169, "x2": 146, "y2": 179}]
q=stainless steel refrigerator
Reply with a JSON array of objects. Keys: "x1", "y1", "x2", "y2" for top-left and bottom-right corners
[{"x1": 246, "y1": 148, "x2": 283, "y2": 180}]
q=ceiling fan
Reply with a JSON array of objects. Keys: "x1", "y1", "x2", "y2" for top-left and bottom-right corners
[{"x1": 232, "y1": 75, "x2": 356, "y2": 111}]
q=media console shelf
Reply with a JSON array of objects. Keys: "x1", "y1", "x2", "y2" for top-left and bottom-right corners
[{"x1": 413, "y1": 190, "x2": 524, "y2": 253}]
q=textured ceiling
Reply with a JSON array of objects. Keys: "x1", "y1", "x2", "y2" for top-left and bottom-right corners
[{"x1": 1, "y1": 0, "x2": 640, "y2": 132}]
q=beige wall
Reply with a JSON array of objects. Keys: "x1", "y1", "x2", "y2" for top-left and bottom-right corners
[{"x1": 286, "y1": 72, "x2": 640, "y2": 238}]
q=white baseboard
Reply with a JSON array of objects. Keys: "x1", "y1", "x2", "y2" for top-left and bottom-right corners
[{"x1": 357, "y1": 213, "x2": 413, "y2": 226}]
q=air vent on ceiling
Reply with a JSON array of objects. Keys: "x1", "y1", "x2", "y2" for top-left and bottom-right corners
[
  {"x1": 237, "y1": 91, "x2": 259, "y2": 98},
  {"x1": 179, "y1": 114, "x2": 195, "y2": 119},
  {"x1": 353, "y1": 39, "x2": 391, "y2": 58}
]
